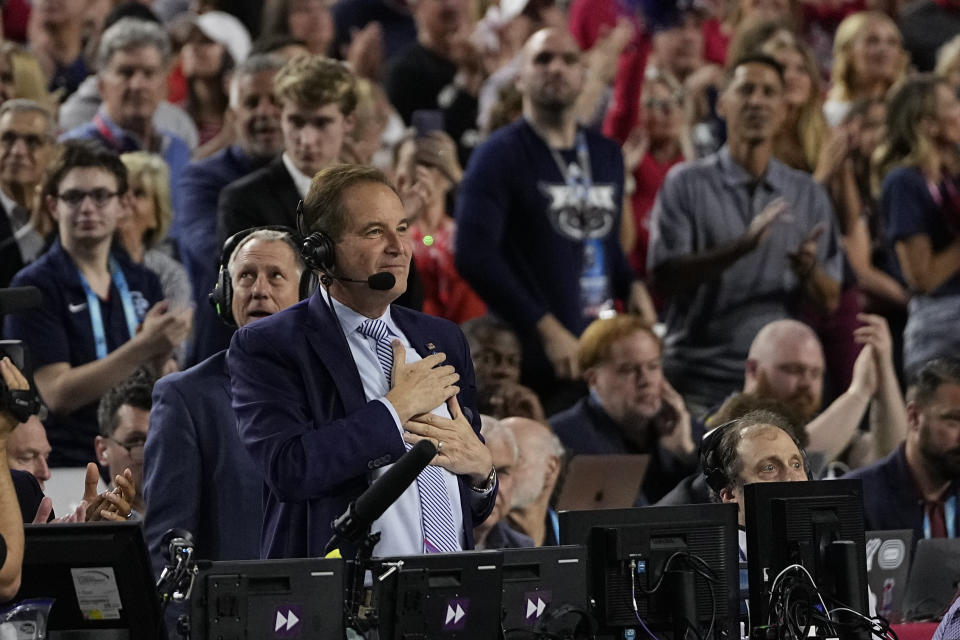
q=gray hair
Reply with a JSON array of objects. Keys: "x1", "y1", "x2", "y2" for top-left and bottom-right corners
[
  {"x1": 229, "y1": 53, "x2": 285, "y2": 107},
  {"x1": 227, "y1": 228, "x2": 305, "y2": 278},
  {"x1": 0, "y1": 98, "x2": 54, "y2": 136},
  {"x1": 97, "y1": 18, "x2": 172, "y2": 71},
  {"x1": 480, "y1": 414, "x2": 519, "y2": 464}
]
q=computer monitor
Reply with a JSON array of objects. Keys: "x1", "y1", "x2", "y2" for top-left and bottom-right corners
[
  {"x1": 559, "y1": 503, "x2": 740, "y2": 639},
  {"x1": 15, "y1": 521, "x2": 161, "y2": 640},
  {"x1": 501, "y1": 545, "x2": 591, "y2": 637},
  {"x1": 189, "y1": 557, "x2": 345, "y2": 640},
  {"x1": 745, "y1": 479, "x2": 869, "y2": 640},
  {"x1": 371, "y1": 550, "x2": 503, "y2": 640}
]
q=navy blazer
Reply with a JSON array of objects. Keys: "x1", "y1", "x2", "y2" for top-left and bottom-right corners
[
  {"x1": 847, "y1": 443, "x2": 960, "y2": 548},
  {"x1": 143, "y1": 351, "x2": 264, "y2": 577},
  {"x1": 217, "y1": 155, "x2": 301, "y2": 246},
  {"x1": 228, "y1": 290, "x2": 495, "y2": 559},
  {"x1": 176, "y1": 145, "x2": 270, "y2": 365}
]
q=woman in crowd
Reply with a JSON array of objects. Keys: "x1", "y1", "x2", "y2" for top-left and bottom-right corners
[
  {"x1": 118, "y1": 152, "x2": 192, "y2": 314},
  {"x1": 262, "y1": 0, "x2": 335, "y2": 58},
  {"x1": 394, "y1": 131, "x2": 486, "y2": 324},
  {"x1": 873, "y1": 75, "x2": 960, "y2": 374},
  {"x1": 177, "y1": 12, "x2": 252, "y2": 158},
  {"x1": 935, "y1": 34, "x2": 960, "y2": 95},
  {"x1": 824, "y1": 11, "x2": 906, "y2": 126},
  {"x1": 622, "y1": 73, "x2": 691, "y2": 279}
]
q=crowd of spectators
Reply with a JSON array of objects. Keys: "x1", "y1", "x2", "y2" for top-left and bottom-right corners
[{"x1": 0, "y1": 0, "x2": 959, "y2": 618}]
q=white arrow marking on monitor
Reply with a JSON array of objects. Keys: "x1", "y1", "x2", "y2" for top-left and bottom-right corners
[
  {"x1": 275, "y1": 611, "x2": 287, "y2": 632},
  {"x1": 286, "y1": 610, "x2": 299, "y2": 630},
  {"x1": 455, "y1": 604, "x2": 465, "y2": 623},
  {"x1": 446, "y1": 606, "x2": 455, "y2": 624}
]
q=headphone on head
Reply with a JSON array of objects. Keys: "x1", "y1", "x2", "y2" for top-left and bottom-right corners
[
  {"x1": 209, "y1": 224, "x2": 318, "y2": 327},
  {"x1": 296, "y1": 199, "x2": 336, "y2": 282},
  {"x1": 700, "y1": 419, "x2": 741, "y2": 495},
  {"x1": 700, "y1": 417, "x2": 812, "y2": 495}
]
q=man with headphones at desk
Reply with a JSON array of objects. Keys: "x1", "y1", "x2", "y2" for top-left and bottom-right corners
[
  {"x1": 143, "y1": 226, "x2": 311, "y2": 576},
  {"x1": 229, "y1": 164, "x2": 497, "y2": 560}
]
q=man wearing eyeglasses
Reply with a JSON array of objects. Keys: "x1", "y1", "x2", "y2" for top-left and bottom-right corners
[
  {"x1": 4, "y1": 139, "x2": 192, "y2": 468},
  {"x1": 0, "y1": 99, "x2": 54, "y2": 288},
  {"x1": 95, "y1": 370, "x2": 154, "y2": 518}
]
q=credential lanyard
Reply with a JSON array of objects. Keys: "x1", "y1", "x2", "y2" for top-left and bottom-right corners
[
  {"x1": 923, "y1": 494, "x2": 957, "y2": 539},
  {"x1": 547, "y1": 130, "x2": 593, "y2": 210},
  {"x1": 77, "y1": 257, "x2": 139, "y2": 359},
  {"x1": 93, "y1": 114, "x2": 122, "y2": 152}
]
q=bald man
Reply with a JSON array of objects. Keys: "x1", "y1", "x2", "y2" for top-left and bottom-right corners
[
  {"x1": 455, "y1": 28, "x2": 654, "y2": 412},
  {"x1": 739, "y1": 314, "x2": 906, "y2": 463},
  {"x1": 504, "y1": 417, "x2": 564, "y2": 547}
]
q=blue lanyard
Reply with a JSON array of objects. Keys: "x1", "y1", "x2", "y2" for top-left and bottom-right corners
[
  {"x1": 547, "y1": 130, "x2": 593, "y2": 204},
  {"x1": 548, "y1": 507, "x2": 559, "y2": 544},
  {"x1": 923, "y1": 494, "x2": 957, "y2": 539},
  {"x1": 76, "y1": 257, "x2": 139, "y2": 359}
]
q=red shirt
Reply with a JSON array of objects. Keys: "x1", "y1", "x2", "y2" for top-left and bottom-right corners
[
  {"x1": 411, "y1": 219, "x2": 487, "y2": 324},
  {"x1": 630, "y1": 151, "x2": 684, "y2": 277},
  {"x1": 568, "y1": 0, "x2": 652, "y2": 144}
]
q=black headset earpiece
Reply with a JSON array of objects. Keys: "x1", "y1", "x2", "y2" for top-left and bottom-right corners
[
  {"x1": 209, "y1": 224, "x2": 316, "y2": 327},
  {"x1": 700, "y1": 419, "x2": 741, "y2": 495},
  {"x1": 296, "y1": 199, "x2": 336, "y2": 278},
  {"x1": 700, "y1": 416, "x2": 813, "y2": 493}
]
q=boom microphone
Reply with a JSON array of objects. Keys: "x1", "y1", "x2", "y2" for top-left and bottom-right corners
[
  {"x1": 324, "y1": 439, "x2": 437, "y2": 554},
  {"x1": 325, "y1": 271, "x2": 396, "y2": 291}
]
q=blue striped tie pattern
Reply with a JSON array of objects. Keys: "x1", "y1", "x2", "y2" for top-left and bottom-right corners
[{"x1": 357, "y1": 319, "x2": 461, "y2": 553}]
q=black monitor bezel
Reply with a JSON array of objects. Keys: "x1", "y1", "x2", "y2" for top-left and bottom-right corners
[
  {"x1": 559, "y1": 503, "x2": 740, "y2": 639},
  {"x1": 16, "y1": 521, "x2": 161, "y2": 639}
]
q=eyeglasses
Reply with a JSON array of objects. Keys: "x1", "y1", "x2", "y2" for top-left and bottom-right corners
[
  {"x1": 56, "y1": 188, "x2": 120, "y2": 208},
  {"x1": 0, "y1": 131, "x2": 50, "y2": 151},
  {"x1": 106, "y1": 436, "x2": 145, "y2": 462}
]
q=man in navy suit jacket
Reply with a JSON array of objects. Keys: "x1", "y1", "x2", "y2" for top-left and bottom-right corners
[
  {"x1": 229, "y1": 165, "x2": 496, "y2": 559},
  {"x1": 176, "y1": 54, "x2": 285, "y2": 366},
  {"x1": 143, "y1": 229, "x2": 305, "y2": 575}
]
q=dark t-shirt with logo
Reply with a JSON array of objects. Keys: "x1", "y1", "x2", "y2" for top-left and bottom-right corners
[
  {"x1": 455, "y1": 119, "x2": 632, "y2": 339},
  {"x1": 4, "y1": 239, "x2": 163, "y2": 467}
]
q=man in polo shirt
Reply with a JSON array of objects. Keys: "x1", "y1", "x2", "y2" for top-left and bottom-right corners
[
  {"x1": 4, "y1": 140, "x2": 192, "y2": 467},
  {"x1": 648, "y1": 53, "x2": 843, "y2": 414}
]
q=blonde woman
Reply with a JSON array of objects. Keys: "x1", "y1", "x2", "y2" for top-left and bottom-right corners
[
  {"x1": 873, "y1": 75, "x2": 960, "y2": 373},
  {"x1": 118, "y1": 152, "x2": 193, "y2": 312},
  {"x1": 824, "y1": 11, "x2": 907, "y2": 127}
]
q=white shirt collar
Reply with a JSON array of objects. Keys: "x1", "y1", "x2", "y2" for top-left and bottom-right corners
[
  {"x1": 0, "y1": 186, "x2": 20, "y2": 222},
  {"x1": 326, "y1": 288, "x2": 406, "y2": 346},
  {"x1": 281, "y1": 152, "x2": 313, "y2": 199}
]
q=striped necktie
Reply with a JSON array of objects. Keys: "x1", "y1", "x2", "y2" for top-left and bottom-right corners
[{"x1": 357, "y1": 319, "x2": 461, "y2": 553}]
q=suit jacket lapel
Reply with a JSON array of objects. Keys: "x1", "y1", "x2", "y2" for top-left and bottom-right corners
[
  {"x1": 392, "y1": 308, "x2": 434, "y2": 361},
  {"x1": 303, "y1": 291, "x2": 368, "y2": 412}
]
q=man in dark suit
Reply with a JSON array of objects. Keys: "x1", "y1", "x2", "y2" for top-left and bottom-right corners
[
  {"x1": 217, "y1": 55, "x2": 357, "y2": 243},
  {"x1": 229, "y1": 165, "x2": 496, "y2": 559},
  {"x1": 143, "y1": 228, "x2": 304, "y2": 574},
  {"x1": 176, "y1": 54, "x2": 285, "y2": 365},
  {"x1": 0, "y1": 99, "x2": 55, "y2": 287}
]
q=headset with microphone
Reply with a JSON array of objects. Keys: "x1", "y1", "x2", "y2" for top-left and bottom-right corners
[
  {"x1": 296, "y1": 200, "x2": 397, "y2": 291},
  {"x1": 700, "y1": 417, "x2": 811, "y2": 495},
  {"x1": 209, "y1": 225, "x2": 318, "y2": 327}
]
